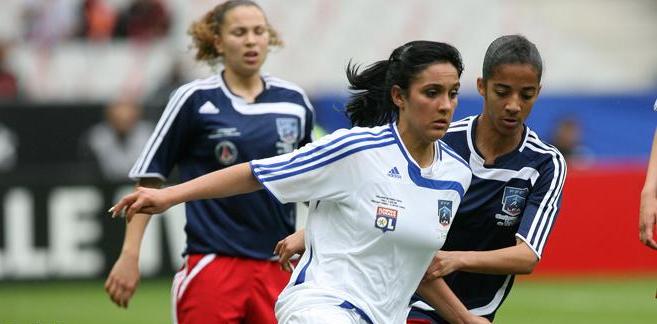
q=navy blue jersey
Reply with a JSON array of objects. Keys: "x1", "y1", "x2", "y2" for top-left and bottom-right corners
[
  {"x1": 411, "y1": 115, "x2": 566, "y2": 321},
  {"x1": 129, "y1": 72, "x2": 314, "y2": 259}
]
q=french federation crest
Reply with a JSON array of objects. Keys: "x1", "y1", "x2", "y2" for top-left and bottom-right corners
[
  {"x1": 375, "y1": 206, "x2": 397, "y2": 232},
  {"x1": 438, "y1": 200, "x2": 452, "y2": 227},
  {"x1": 501, "y1": 187, "x2": 529, "y2": 216},
  {"x1": 276, "y1": 118, "x2": 299, "y2": 144}
]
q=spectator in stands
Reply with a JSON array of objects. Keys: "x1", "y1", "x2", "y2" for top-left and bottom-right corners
[
  {"x1": 79, "y1": 99, "x2": 153, "y2": 181},
  {"x1": 0, "y1": 123, "x2": 18, "y2": 172},
  {"x1": 146, "y1": 58, "x2": 187, "y2": 110},
  {"x1": 23, "y1": 0, "x2": 76, "y2": 47},
  {"x1": 639, "y1": 127, "x2": 657, "y2": 250},
  {"x1": 113, "y1": 0, "x2": 170, "y2": 41},
  {"x1": 0, "y1": 42, "x2": 19, "y2": 100},
  {"x1": 550, "y1": 116, "x2": 594, "y2": 164},
  {"x1": 76, "y1": 0, "x2": 117, "y2": 41}
]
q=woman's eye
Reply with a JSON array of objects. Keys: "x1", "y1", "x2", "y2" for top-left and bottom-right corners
[
  {"x1": 425, "y1": 90, "x2": 437, "y2": 97},
  {"x1": 522, "y1": 93, "x2": 535, "y2": 100}
]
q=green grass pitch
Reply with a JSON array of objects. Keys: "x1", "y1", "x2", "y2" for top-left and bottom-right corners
[{"x1": 0, "y1": 276, "x2": 655, "y2": 323}]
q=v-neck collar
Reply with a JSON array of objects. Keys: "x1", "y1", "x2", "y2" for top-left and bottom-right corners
[
  {"x1": 390, "y1": 123, "x2": 441, "y2": 171},
  {"x1": 468, "y1": 115, "x2": 529, "y2": 167},
  {"x1": 218, "y1": 69, "x2": 269, "y2": 104}
]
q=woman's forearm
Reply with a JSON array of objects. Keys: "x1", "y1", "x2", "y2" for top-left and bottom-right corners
[{"x1": 165, "y1": 162, "x2": 263, "y2": 205}]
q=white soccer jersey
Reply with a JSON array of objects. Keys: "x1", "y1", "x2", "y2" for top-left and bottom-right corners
[{"x1": 250, "y1": 124, "x2": 472, "y2": 324}]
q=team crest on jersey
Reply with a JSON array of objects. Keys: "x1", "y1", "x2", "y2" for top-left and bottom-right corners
[
  {"x1": 438, "y1": 200, "x2": 453, "y2": 227},
  {"x1": 375, "y1": 206, "x2": 397, "y2": 232},
  {"x1": 214, "y1": 140, "x2": 238, "y2": 166},
  {"x1": 276, "y1": 118, "x2": 299, "y2": 144},
  {"x1": 501, "y1": 186, "x2": 529, "y2": 216}
]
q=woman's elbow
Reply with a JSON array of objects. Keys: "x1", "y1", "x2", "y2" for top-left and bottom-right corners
[{"x1": 518, "y1": 257, "x2": 539, "y2": 274}]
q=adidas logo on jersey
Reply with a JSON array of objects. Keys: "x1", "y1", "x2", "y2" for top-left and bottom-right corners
[
  {"x1": 198, "y1": 101, "x2": 220, "y2": 114},
  {"x1": 387, "y1": 167, "x2": 401, "y2": 179}
]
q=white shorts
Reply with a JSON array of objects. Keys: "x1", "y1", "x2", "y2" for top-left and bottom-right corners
[{"x1": 279, "y1": 304, "x2": 369, "y2": 324}]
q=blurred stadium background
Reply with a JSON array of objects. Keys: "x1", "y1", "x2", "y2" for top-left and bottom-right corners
[{"x1": 0, "y1": 0, "x2": 656, "y2": 323}]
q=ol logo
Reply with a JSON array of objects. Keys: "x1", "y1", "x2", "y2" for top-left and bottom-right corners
[
  {"x1": 374, "y1": 206, "x2": 398, "y2": 232},
  {"x1": 501, "y1": 187, "x2": 529, "y2": 216},
  {"x1": 438, "y1": 200, "x2": 452, "y2": 227}
]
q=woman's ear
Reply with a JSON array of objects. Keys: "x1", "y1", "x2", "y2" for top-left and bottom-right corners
[
  {"x1": 214, "y1": 35, "x2": 224, "y2": 55},
  {"x1": 476, "y1": 78, "x2": 486, "y2": 97},
  {"x1": 391, "y1": 85, "x2": 404, "y2": 111}
]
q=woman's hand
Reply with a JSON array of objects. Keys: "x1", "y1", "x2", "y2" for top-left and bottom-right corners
[
  {"x1": 110, "y1": 186, "x2": 174, "y2": 221},
  {"x1": 639, "y1": 191, "x2": 657, "y2": 250},
  {"x1": 424, "y1": 250, "x2": 464, "y2": 281},
  {"x1": 274, "y1": 230, "x2": 305, "y2": 272}
]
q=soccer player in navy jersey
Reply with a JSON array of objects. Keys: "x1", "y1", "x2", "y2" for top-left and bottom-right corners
[
  {"x1": 104, "y1": 1, "x2": 314, "y2": 323},
  {"x1": 406, "y1": 35, "x2": 567, "y2": 323},
  {"x1": 109, "y1": 40, "x2": 490, "y2": 324},
  {"x1": 640, "y1": 127, "x2": 657, "y2": 250}
]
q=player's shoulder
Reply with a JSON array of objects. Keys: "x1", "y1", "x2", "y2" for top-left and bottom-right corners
[
  {"x1": 262, "y1": 74, "x2": 314, "y2": 112},
  {"x1": 308, "y1": 125, "x2": 394, "y2": 154},
  {"x1": 447, "y1": 115, "x2": 476, "y2": 134},
  {"x1": 168, "y1": 75, "x2": 224, "y2": 102},
  {"x1": 522, "y1": 127, "x2": 567, "y2": 169},
  {"x1": 439, "y1": 116, "x2": 475, "y2": 159},
  {"x1": 316, "y1": 125, "x2": 393, "y2": 143},
  {"x1": 178, "y1": 75, "x2": 223, "y2": 93},
  {"x1": 263, "y1": 74, "x2": 306, "y2": 94},
  {"x1": 439, "y1": 139, "x2": 470, "y2": 171}
]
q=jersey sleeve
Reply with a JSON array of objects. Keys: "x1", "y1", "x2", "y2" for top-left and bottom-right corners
[
  {"x1": 250, "y1": 128, "x2": 386, "y2": 204},
  {"x1": 128, "y1": 85, "x2": 197, "y2": 180},
  {"x1": 300, "y1": 101, "x2": 315, "y2": 147},
  {"x1": 516, "y1": 152, "x2": 567, "y2": 258}
]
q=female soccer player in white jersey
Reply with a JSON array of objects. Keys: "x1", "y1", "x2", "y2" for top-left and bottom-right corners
[
  {"x1": 110, "y1": 41, "x2": 490, "y2": 324},
  {"x1": 406, "y1": 35, "x2": 568, "y2": 323},
  {"x1": 103, "y1": 1, "x2": 314, "y2": 323}
]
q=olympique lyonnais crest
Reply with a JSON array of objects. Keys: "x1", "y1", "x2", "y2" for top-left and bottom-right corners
[
  {"x1": 375, "y1": 206, "x2": 398, "y2": 232},
  {"x1": 276, "y1": 118, "x2": 299, "y2": 144},
  {"x1": 502, "y1": 186, "x2": 529, "y2": 216},
  {"x1": 438, "y1": 200, "x2": 452, "y2": 227}
]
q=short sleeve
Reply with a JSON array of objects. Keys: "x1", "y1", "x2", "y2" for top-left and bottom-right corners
[
  {"x1": 250, "y1": 127, "x2": 395, "y2": 204},
  {"x1": 129, "y1": 85, "x2": 196, "y2": 180},
  {"x1": 516, "y1": 152, "x2": 567, "y2": 258}
]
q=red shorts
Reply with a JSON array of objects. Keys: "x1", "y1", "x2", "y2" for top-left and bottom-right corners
[{"x1": 171, "y1": 254, "x2": 292, "y2": 324}]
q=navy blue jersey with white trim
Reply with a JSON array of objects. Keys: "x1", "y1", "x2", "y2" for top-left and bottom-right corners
[
  {"x1": 130, "y1": 72, "x2": 314, "y2": 259},
  {"x1": 411, "y1": 115, "x2": 566, "y2": 321}
]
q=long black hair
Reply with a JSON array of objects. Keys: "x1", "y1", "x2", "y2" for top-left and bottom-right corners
[
  {"x1": 345, "y1": 40, "x2": 464, "y2": 127},
  {"x1": 482, "y1": 34, "x2": 542, "y2": 81}
]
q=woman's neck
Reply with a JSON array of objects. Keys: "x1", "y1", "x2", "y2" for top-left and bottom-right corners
[
  {"x1": 397, "y1": 122, "x2": 435, "y2": 168},
  {"x1": 223, "y1": 68, "x2": 263, "y2": 103},
  {"x1": 475, "y1": 115, "x2": 523, "y2": 164}
]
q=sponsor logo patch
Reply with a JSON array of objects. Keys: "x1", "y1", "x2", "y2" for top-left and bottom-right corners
[{"x1": 375, "y1": 206, "x2": 398, "y2": 232}]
